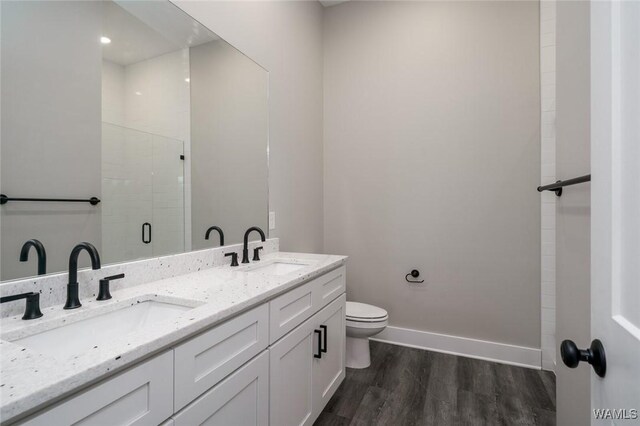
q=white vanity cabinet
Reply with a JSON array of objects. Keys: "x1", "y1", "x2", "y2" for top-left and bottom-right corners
[
  {"x1": 17, "y1": 265, "x2": 346, "y2": 426},
  {"x1": 270, "y1": 294, "x2": 346, "y2": 426}
]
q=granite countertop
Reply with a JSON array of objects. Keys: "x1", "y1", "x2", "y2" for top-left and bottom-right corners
[{"x1": 0, "y1": 252, "x2": 347, "y2": 423}]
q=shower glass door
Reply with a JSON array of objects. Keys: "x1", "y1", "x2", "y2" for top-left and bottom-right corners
[{"x1": 101, "y1": 123, "x2": 184, "y2": 264}]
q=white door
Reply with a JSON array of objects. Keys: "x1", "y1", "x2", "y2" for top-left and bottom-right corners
[
  {"x1": 591, "y1": 0, "x2": 640, "y2": 423},
  {"x1": 269, "y1": 315, "x2": 317, "y2": 426},
  {"x1": 312, "y1": 295, "x2": 346, "y2": 420}
]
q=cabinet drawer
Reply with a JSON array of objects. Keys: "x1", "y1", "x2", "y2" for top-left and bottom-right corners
[
  {"x1": 174, "y1": 304, "x2": 269, "y2": 411},
  {"x1": 24, "y1": 351, "x2": 173, "y2": 426},
  {"x1": 173, "y1": 350, "x2": 269, "y2": 426},
  {"x1": 269, "y1": 278, "x2": 316, "y2": 344},
  {"x1": 269, "y1": 266, "x2": 346, "y2": 344},
  {"x1": 314, "y1": 266, "x2": 346, "y2": 308}
]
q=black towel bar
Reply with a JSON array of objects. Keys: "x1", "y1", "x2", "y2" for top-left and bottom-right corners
[
  {"x1": 537, "y1": 174, "x2": 591, "y2": 197},
  {"x1": 0, "y1": 194, "x2": 101, "y2": 206}
]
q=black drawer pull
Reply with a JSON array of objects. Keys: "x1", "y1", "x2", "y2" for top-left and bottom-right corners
[
  {"x1": 320, "y1": 325, "x2": 328, "y2": 353},
  {"x1": 314, "y1": 329, "x2": 322, "y2": 359}
]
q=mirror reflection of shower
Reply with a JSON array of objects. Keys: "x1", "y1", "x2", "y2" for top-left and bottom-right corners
[
  {"x1": 101, "y1": 124, "x2": 185, "y2": 264},
  {"x1": 99, "y1": 1, "x2": 197, "y2": 263},
  {"x1": 0, "y1": 0, "x2": 268, "y2": 281}
]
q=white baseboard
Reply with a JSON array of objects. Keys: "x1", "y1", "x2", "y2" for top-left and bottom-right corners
[
  {"x1": 541, "y1": 351, "x2": 557, "y2": 372},
  {"x1": 370, "y1": 326, "x2": 542, "y2": 369}
]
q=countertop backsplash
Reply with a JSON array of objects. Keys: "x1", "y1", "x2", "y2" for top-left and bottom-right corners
[{"x1": 0, "y1": 238, "x2": 279, "y2": 319}]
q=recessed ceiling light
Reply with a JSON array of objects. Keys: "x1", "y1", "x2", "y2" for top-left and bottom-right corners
[
  {"x1": 185, "y1": 78, "x2": 190, "y2": 83},
  {"x1": 135, "y1": 91, "x2": 142, "y2": 96},
  {"x1": 100, "y1": 36, "x2": 111, "y2": 45}
]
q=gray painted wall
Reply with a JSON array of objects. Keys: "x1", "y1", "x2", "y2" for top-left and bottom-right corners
[
  {"x1": 323, "y1": 1, "x2": 541, "y2": 348},
  {"x1": 1, "y1": 1, "x2": 102, "y2": 281},
  {"x1": 555, "y1": 1, "x2": 591, "y2": 424},
  {"x1": 174, "y1": 0, "x2": 325, "y2": 253},
  {"x1": 190, "y1": 40, "x2": 269, "y2": 248}
]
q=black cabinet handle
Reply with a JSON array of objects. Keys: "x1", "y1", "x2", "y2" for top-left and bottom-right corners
[
  {"x1": 314, "y1": 329, "x2": 323, "y2": 359},
  {"x1": 320, "y1": 325, "x2": 328, "y2": 353},
  {"x1": 142, "y1": 222, "x2": 152, "y2": 244}
]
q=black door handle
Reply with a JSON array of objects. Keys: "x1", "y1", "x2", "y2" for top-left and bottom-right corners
[
  {"x1": 142, "y1": 222, "x2": 152, "y2": 244},
  {"x1": 320, "y1": 325, "x2": 328, "y2": 354},
  {"x1": 560, "y1": 339, "x2": 606, "y2": 377},
  {"x1": 314, "y1": 329, "x2": 323, "y2": 359}
]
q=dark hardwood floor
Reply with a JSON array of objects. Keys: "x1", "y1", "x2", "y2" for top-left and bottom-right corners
[{"x1": 315, "y1": 341, "x2": 556, "y2": 426}]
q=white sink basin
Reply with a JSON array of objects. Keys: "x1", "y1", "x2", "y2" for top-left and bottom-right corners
[
  {"x1": 246, "y1": 261, "x2": 308, "y2": 276},
  {"x1": 12, "y1": 301, "x2": 191, "y2": 360}
]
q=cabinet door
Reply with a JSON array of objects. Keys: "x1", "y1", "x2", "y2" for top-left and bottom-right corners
[
  {"x1": 312, "y1": 294, "x2": 346, "y2": 418},
  {"x1": 24, "y1": 351, "x2": 173, "y2": 426},
  {"x1": 173, "y1": 351, "x2": 269, "y2": 426},
  {"x1": 269, "y1": 314, "x2": 319, "y2": 426}
]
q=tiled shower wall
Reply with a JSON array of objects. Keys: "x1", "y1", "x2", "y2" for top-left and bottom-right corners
[
  {"x1": 102, "y1": 124, "x2": 185, "y2": 264},
  {"x1": 540, "y1": 0, "x2": 557, "y2": 372},
  {"x1": 101, "y1": 49, "x2": 191, "y2": 264},
  {"x1": 124, "y1": 49, "x2": 191, "y2": 253}
]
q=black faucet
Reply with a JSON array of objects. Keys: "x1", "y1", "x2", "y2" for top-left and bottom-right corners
[
  {"x1": 0, "y1": 292, "x2": 43, "y2": 320},
  {"x1": 205, "y1": 226, "x2": 225, "y2": 246},
  {"x1": 64, "y1": 242, "x2": 101, "y2": 310},
  {"x1": 242, "y1": 226, "x2": 266, "y2": 264},
  {"x1": 19, "y1": 239, "x2": 47, "y2": 275}
]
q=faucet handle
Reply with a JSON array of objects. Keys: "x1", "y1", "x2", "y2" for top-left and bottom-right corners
[
  {"x1": 225, "y1": 252, "x2": 239, "y2": 267},
  {"x1": 253, "y1": 246, "x2": 264, "y2": 261},
  {"x1": 0, "y1": 292, "x2": 43, "y2": 320},
  {"x1": 97, "y1": 273, "x2": 125, "y2": 301}
]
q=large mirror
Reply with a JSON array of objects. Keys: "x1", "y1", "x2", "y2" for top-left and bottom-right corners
[{"x1": 0, "y1": 0, "x2": 269, "y2": 281}]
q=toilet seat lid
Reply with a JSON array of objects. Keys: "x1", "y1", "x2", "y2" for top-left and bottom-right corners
[{"x1": 346, "y1": 301, "x2": 388, "y2": 320}]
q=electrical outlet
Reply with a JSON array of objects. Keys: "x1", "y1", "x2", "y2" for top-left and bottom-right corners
[{"x1": 269, "y1": 211, "x2": 276, "y2": 230}]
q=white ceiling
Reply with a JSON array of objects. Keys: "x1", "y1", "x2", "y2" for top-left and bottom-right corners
[
  {"x1": 319, "y1": 0, "x2": 350, "y2": 7},
  {"x1": 102, "y1": 0, "x2": 218, "y2": 66}
]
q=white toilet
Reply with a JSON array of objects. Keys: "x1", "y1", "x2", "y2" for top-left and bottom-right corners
[{"x1": 345, "y1": 301, "x2": 388, "y2": 369}]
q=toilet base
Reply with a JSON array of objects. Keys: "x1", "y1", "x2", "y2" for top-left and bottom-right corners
[{"x1": 346, "y1": 336, "x2": 371, "y2": 369}]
